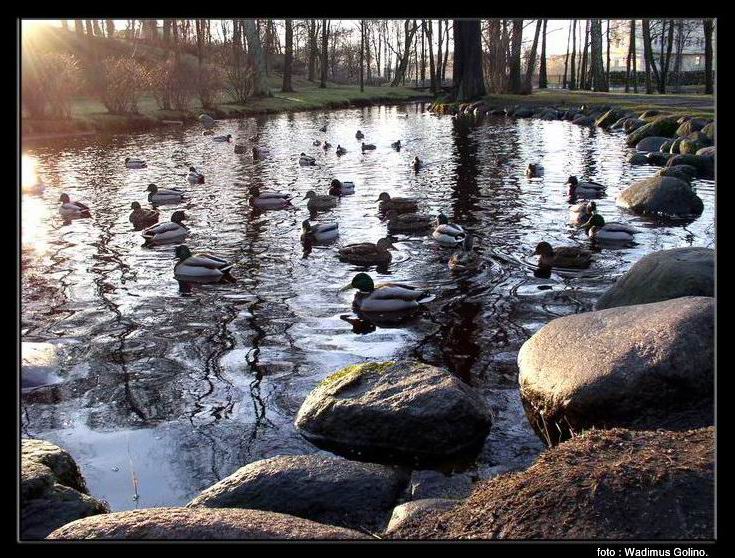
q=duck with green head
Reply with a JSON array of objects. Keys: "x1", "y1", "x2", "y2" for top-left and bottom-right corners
[
  {"x1": 579, "y1": 211, "x2": 637, "y2": 242},
  {"x1": 58, "y1": 193, "x2": 91, "y2": 219},
  {"x1": 376, "y1": 192, "x2": 419, "y2": 214},
  {"x1": 566, "y1": 175, "x2": 607, "y2": 198},
  {"x1": 350, "y1": 272, "x2": 432, "y2": 314},
  {"x1": 304, "y1": 190, "x2": 337, "y2": 211},
  {"x1": 142, "y1": 210, "x2": 189, "y2": 245},
  {"x1": 328, "y1": 179, "x2": 356, "y2": 197},
  {"x1": 301, "y1": 219, "x2": 339, "y2": 243},
  {"x1": 432, "y1": 212, "x2": 466, "y2": 246},
  {"x1": 147, "y1": 184, "x2": 185, "y2": 205},
  {"x1": 338, "y1": 237, "x2": 396, "y2": 266},
  {"x1": 174, "y1": 245, "x2": 236, "y2": 284}
]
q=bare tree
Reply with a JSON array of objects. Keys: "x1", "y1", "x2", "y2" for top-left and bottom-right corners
[
  {"x1": 243, "y1": 19, "x2": 270, "y2": 96},
  {"x1": 453, "y1": 19, "x2": 486, "y2": 100},
  {"x1": 320, "y1": 19, "x2": 329, "y2": 88},
  {"x1": 509, "y1": 19, "x2": 523, "y2": 93},
  {"x1": 641, "y1": 19, "x2": 658, "y2": 94},
  {"x1": 569, "y1": 19, "x2": 577, "y2": 90},
  {"x1": 538, "y1": 19, "x2": 548, "y2": 89},
  {"x1": 360, "y1": 20, "x2": 365, "y2": 92},
  {"x1": 590, "y1": 20, "x2": 608, "y2": 91},
  {"x1": 703, "y1": 19, "x2": 713, "y2": 94},
  {"x1": 106, "y1": 19, "x2": 115, "y2": 38},
  {"x1": 282, "y1": 19, "x2": 294, "y2": 92},
  {"x1": 563, "y1": 22, "x2": 571, "y2": 88}
]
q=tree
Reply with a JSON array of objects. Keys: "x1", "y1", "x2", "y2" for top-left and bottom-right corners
[
  {"x1": 243, "y1": 19, "x2": 270, "y2": 96},
  {"x1": 702, "y1": 19, "x2": 713, "y2": 94},
  {"x1": 523, "y1": 19, "x2": 542, "y2": 93},
  {"x1": 320, "y1": 19, "x2": 329, "y2": 88},
  {"x1": 85, "y1": 20, "x2": 94, "y2": 36},
  {"x1": 563, "y1": 22, "x2": 571, "y2": 88},
  {"x1": 425, "y1": 20, "x2": 437, "y2": 93},
  {"x1": 106, "y1": 19, "x2": 115, "y2": 38},
  {"x1": 282, "y1": 19, "x2": 294, "y2": 92},
  {"x1": 590, "y1": 20, "x2": 608, "y2": 92},
  {"x1": 657, "y1": 19, "x2": 675, "y2": 93},
  {"x1": 360, "y1": 20, "x2": 365, "y2": 92},
  {"x1": 307, "y1": 20, "x2": 318, "y2": 82},
  {"x1": 569, "y1": 19, "x2": 577, "y2": 90},
  {"x1": 509, "y1": 19, "x2": 523, "y2": 93},
  {"x1": 452, "y1": 19, "x2": 487, "y2": 100},
  {"x1": 391, "y1": 20, "x2": 418, "y2": 86},
  {"x1": 641, "y1": 19, "x2": 657, "y2": 94},
  {"x1": 579, "y1": 20, "x2": 590, "y2": 89},
  {"x1": 538, "y1": 19, "x2": 548, "y2": 89},
  {"x1": 606, "y1": 20, "x2": 611, "y2": 88},
  {"x1": 74, "y1": 19, "x2": 84, "y2": 35}
]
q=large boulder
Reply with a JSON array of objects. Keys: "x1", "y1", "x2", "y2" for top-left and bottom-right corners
[
  {"x1": 389, "y1": 427, "x2": 714, "y2": 540},
  {"x1": 47, "y1": 507, "x2": 366, "y2": 540},
  {"x1": 639, "y1": 109, "x2": 660, "y2": 119},
  {"x1": 666, "y1": 153, "x2": 714, "y2": 179},
  {"x1": 675, "y1": 118, "x2": 709, "y2": 137},
  {"x1": 701, "y1": 121, "x2": 715, "y2": 142},
  {"x1": 623, "y1": 118, "x2": 646, "y2": 133},
  {"x1": 626, "y1": 115, "x2": 680, "y2": 147},
  {"x1": 679, "y1": 131, "x2": 713, "y2": 155},
  {"x1": 635, "y1": 136, "x2": 670, "y2": 152},
  {"x1": 655, "y1": 166, "x2": 695, "y2": 183},
  {"x1": 617, "y1": 175, "x2": 703, "y2": 218},
  {"x1": 572, "y1": 115, "x2": 596, "y2": 126},
  {"x1": 696, "y1": 146, "x2": 716, "y2": 158},
  {"x1": 385, "y1": 499, "x2": 460, "y2": 535},
  {"x1": 645, "y1": 151, "x2": 672, "y2": 166},
  {"x1": 198, "y1": 113, "x2": 216, "y2": 128},
  {"x1": 188, "y1": 454, "x2": 410, "y2": 531},
  {"x1": 518, "y1": 297, "x2": 713, "y2": 445},
  {"x1": 294, "y1": 361, "x2": 492, "y2": 465},
  {"x1": 22, "y1": 439, "x2": 109, "y2": 539},
  {"x1": 595, "y1": 109, "x2": 627, "y2": 128},
  {"x1": 627, "y1": 152, "x2": 649, "y2": 165},
  {"x1": 595, "y1": 248, "x2": 714, "y2": 310}
]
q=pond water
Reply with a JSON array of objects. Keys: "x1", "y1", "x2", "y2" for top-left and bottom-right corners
[{"x1": 21, "y1": 103, "x2": 715, "y2": 511}]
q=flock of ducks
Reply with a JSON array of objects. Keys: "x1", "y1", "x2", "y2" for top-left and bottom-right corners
[{"x1": 46, "y1": 116, "x2": 640, "y2": 324}]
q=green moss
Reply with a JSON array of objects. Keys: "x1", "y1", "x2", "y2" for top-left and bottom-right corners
[{"x1": 319, "y1": 361, "x2": 396, "y2": 392}]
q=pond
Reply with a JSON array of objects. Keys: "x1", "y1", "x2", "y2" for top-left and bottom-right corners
[{"x1": 21, "y1": 102, "x2": 715, "y2": 511}]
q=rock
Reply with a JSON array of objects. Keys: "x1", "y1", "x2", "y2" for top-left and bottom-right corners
[
  {"x1": 645, "y1": 151, "x2": 672, "y2": 166},
  {"x1": 22, "y1": 342, "x2": 62, "y2": 391},
  {"x1": 198, "y1": 113, "x2": 216, "y2": 128},
  {"x1": 385, "y1": 499, "x2": 460, "y2": 535},
  {"x1": 623, "y1": 118, "x2": 646, "y2": 133},
  {"x1": 628, "y1": 152, "x2": 649, "y2": 165},
  {"x1": 639, "y1": 109, "x2": 660, "y2": 119},
  {"x1": 294, "y1": 361, "x2": 492, "y2": 465},
  {"x1": 610, "y1": 116, "x2": 631, "y2": 129},
  {"x1": 701, "y1": 121, "x2": 715, "y2": 142},
  {"x1": 655, "y1": 167, "x2": 695, "y2": 183},
  {"x1": 22, "y1": 439, "x2": 109, "y2": 539},
  {"x1": 616, "y1": 175, "x2": 704, "y2": 218},
  {"x1": 188, "y1": 454, "x2": 409, "y2": 531},
  {"x1": 572, "y1": 115, "x2": 596, "y2": 126},
  {"x1": 676, "y1": 118, "x2": 709, "y2": 137},
  {"x1": 635, "y1": 136, "x2": 670, "y2": 153},
  {"x1": 512, "y1": 106, "x2": 534, "y2": 118},
  {"x1": 539, "y1": 110, "x2": 558, "y2": 120},
  {"x1": 659, "y1": 139, "x2": 674, "y2": 153},
  {"x1": 679, "y1": 131, "x2": 712, "y2": 155},
  {"x1": 595, "y1": 109, "x2": 626, "y2": 128},
  {"x1": 626, "y1": 115, "x2": 680, "y2": 147},
  {"x1": 595, "y1": 248, "x2": 713, "y2": 311},
  {"x1": 669, "y1": 137, "x2": 683, "y2": 154},
  {"x1": 408, "y1": 470, "x2": 475, "y2": 500},
  {"x1": 518, "y1": 297, "x2": 713, "y2": 445},
  {"x1": 666, "y1": 153, "x2": 714, "y2": 179},
  {"x1": 389, "y1": 428, "x2": 714, "y2": 540},
  {"x1": 696, "y1": 146, "x2": 715, "y2": 158},
  {"x1": 47, "y1": 507, "x2": 366, "y2": 540}
]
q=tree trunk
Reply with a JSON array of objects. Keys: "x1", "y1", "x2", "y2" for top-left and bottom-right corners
[
  {"x1": 523, "y1": 19, "x2": 542, "y2": 93},
  {"x1": 563, "y1": 22, "x2": 571, "y2": 89},
  {"x1": 243, "y1": 19, "x2": 271, "y2": 96},
  {"x1": 580, "y1": 20, "x2": 589, "y2": 89},
  {"x1": 590, "y1": 20, "x2": 607, "y2": 91},
  {"x1": 360, "y1": 20, "x2": 365, "y2": 92},
  {"x1": 509, "y1": 19, "x2": 523, "y2": 94},
  {"x1": 391, "y1": 20, "x2": 418, "y2": 86},
  {"x1": 420, "y1": 22, "x2": 426, "y2": 84},
  {"x1": 625, "y1": 21, "x2": 633, "y2": 92},
  {"x1": 308, "y1": 20, "x2": 318, "y2": 81},
  {"x1": 436, "y1": 19, "x2": 443, "y2": 87},
  {"x1": 106, "y1": 19, "x2": 115, "y2": 38},
  {"x1": 658, "y1": 19, "x2": 675, "y2": 93},
  {"x1": 538, "y1": 19, "x2": 548, "y2": 89},
  {"x1": 569, "y1": 19, "x2": 577, "y2": 90},
  {"x1": 85, "y1": 20, "x2": 94, "y2": 36},
  {"x1": 320, "y1": 19, "x2": 328, "y2": 88},
  {"x1": 452, "y1": 19, "x2": 487, "y2": 101},
  {"x1": 631, "y1": 19, "x2": 638, "y2": 93},
  {"x1": 426, "y1": 20, "x2": 436, "y2": 93},
  {"x1": 282, "y1": 19, "x2": 294, "y2": 92},
  {"x1": 641, "y1": 19, "x2": 659, "y2": 94},
  {"x1": 703, "y1": 19, "x2": 713, "y2": 94},
  {"x1": 93, "y1": 20, "x2": 102, "y2": 37},
  {"x1": 441, "y1": 20, "x2": 450, "y2": 81},
  {"x1": 606, "y1": 20, "x2": 611, "y2": 88}
]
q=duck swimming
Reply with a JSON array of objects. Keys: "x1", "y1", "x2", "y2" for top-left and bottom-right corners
[
  {"x1": 142, "y1": 210, "x2": 189, "y2": 245},
  {"x1": 147, "y1": 184, "x2": 185, "y2": 205},
  {"x1": 338, "y1": 237, "x2": 396, "y2": 266},
  {"x1": 58, "y1": 193, "x2": 91, "y2": 219},
  {"x1": 320, "y1": 125, "x2": 328, "y2": 132},
  {"x1": 569, "y1": 200, "x2": 596, "y2": 226},
  {"x1": 361, "y1": 143, "x2": 376, "y2": 151},
  {"x1": 412, "y1": 157, "x2": 422, "y2": 172},
  {"x1": 356, "y1": 130, "x2": 365, "y2": 139},
  {"x1": 383, "y1": 210, "x2": 433, "y2": 234},
  {"x1": 336, "y1": 145, "x2": 347, "y2": 156},
  {"x1": 299, "y1": 153, "x2": 317, "y2": 166},
  {"x1": 350, "y1": 273, "x2": 432, "y2": 315},
  {"x1": 304, "y1": 190, "x2": 338, "y2": 211},
  {"x1": 391, "y1": 140, "x2": 401, "y2": 150},
  {"x1": 449, "y1": 236, "x2": 478, "y2": 271},
  {"x1": 526, "y1": 163, "x2": 544, "y2": 178},
  {"x1": 129, "y1": 201, "x2": 159, "y2": 230},
  {"x1": 533, "y1": 241, "x2": 593, "y2": 269},
  {"x1": 125, "y1": 157, "x2": 147, "y2": 169},
  {"x1": 301, "y1": 219, "x2": 339, "y2": 243},
  {"x1": 566, "y1": 176, "x2": 607, "y2": 198},
  {"x1": 322, "y1": 141, "x2": 332, "y2": 150},
  {"x1": 376, "y1": 192, "x2": 419, "y2": 214},
  {"x1": 580, "y1": 212, "x2": 637, "y2": 242},
  {"x1": 328, "y1": 179, "x2": 356, "y2": 197},
  {"x1": 313, "y1": 140, "x2": 322, "y2": 146},
  {"x1": 187, "y1": 167, "x2": 205, "y2": 184},
  {"x1": 213, "y1": 134, "x2": 232, "y2": 143},
  {"x1": 252, "y1": 146, "x2": 270, "y2": 160},
  {"x1": 432, "y1": 212, "x2": 466, "y2": 246},
  {"x1": 249, "y1": 187, "x2": 292, "y2": 209},
  {"x1": 174, "y1": 245, "x2": 235, "y2": 284}
]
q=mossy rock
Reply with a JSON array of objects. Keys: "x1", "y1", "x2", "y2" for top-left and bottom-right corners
[{"x1": 626, "y1": 115, "x2": 680, "y2": 147}]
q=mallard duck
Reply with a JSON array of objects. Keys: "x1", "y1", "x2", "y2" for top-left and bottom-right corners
[
  {"x1": 350, "y1": 273, "x2": 431, "y2": 314},
  {"x1": 432, "y1": 212, "x2": 466, "y2": 246},
  {"x1": 361, "y1": 143, "x2": 376, "y2": 151},
  {"x1": 202, "y1": 130, "x2": 215, "y2": 136},
  {"x1": 299, "y1": 153, "x2": 317, "y2": 166},
  {"x1": 213, "y1": 134, "x2": 232, "y2": 143},
  {"x1": 566, "y1": 176, "x2": 607, "y2": 198},
  {"x1": 533, "y1": 241, "x2": 592, "y2": 269},
  {"x1": 336, "y1": 145, "x2": 347, "y2": 156},
  {"x1": 319, "y1": 125, "x2": 328, "y2": 132},
  {"x1": 580, "y1": 213, "x2": 637, "y2": 242},
  {"x1": 323, "y1": 141, "x2": 332, "y2": 151},
  {"x1": 526, "y1": 163, "x2": 544, "y2": 178},
  {"x1": 252, "y1": 146, "x2": 270, "y2": 160},
  {"x1": 449, "y1": 236, "x2": 478, "y2": 271},
  {"x1": 383, "y1": 210, "x2": 432, "y2": 234},
  {"x1": 142, "y1": 210, "x2": 188, "y2": 245},
  {"x1": 412, "y1": 157, "x2": 422, "y2": 172},
  {"x1": 58, "y1": 193, "x2": 91, "y2": 219},
  {"x1": 313, "y1": 140, "x2": 322, "y2": 146},
  {"x1": 147, "y1": 184, "x2": 184, "y2": 205},
  {"x1": 234, "y1": 144, "x2": 247, "y2": 154},
  {"x1": 129, "y1": 201, "x2": 159, "y2": 230},
  {"x1": 356, "y1": 130, "x2": 365, "y2": 139},
  {"x1": 338, "y1": 237, "x2": 395, "y2": 266},
  {"x1": 187, "y1": 167, "x2": 205, "y2": 184},
  {"x1": 304, "y1": 190, "x2": 338, "y2": 211},
  {"x1": 125, "y1": 157, "x2": 147, "y2": 169},
  {"x1": 391, "y1": 140, "x2": 401, "y2": 150},
  {"x1": 569, "y1": 201, "x2": 596, "y2": 226},
  {"x1": 376, "y1": 192, "x2": 419, "y2": 214},
  {"x1": 174, "y1": 245, "x2": 235, "y2": 284},
  {"x1": 301, "y1": 219, "x2": 339, "y2": 243},
  {"x1": 328, "y1": 179, "x2": 356, "y2": 197},
  {"x1": 249, "y1": 187, "x2": 292, "y2": 209}
]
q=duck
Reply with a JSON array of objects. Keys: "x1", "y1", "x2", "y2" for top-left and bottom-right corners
[
  {"x1": 336, "y1": 145, "x2": 347, "y2": 156},
  {"x1": 412, "y1": 157, "x2": 422, "y2": 172},
  {"x1": 174, "y1": 245, "x2": 236, "y2": 284},
  {"x1": 301, "y1": 219, "x2": 339, "y2": 243},
  {"x1": 58, "y1": 193, "x2": 91, "y2": 219},
  {"x1": 319, "y1": 125, "x2": 328, "y2": 132},
  {"x1": 569, "y1": 201, "x2": 596, "y2": 226},
  {"x1": 313, "y1": 140, "x2": 322, "y2": 146},
  {"x1": 142, "y1": 210, "x2": 189, "y2": 245},
  {"x1": 533, "y1": 241, "x2": 593, "y2": 269},
  {"x1": 299, "y1": 153, "x2": 317, "y2": 166},
  {"x1": 328, "y1": 179, "x2": 356, "y2": 197},
  {"x1": 248, "y1": 187, "x2": 292, "y2": 209},
  {"x1": 146, "y1": 184, "x2": 185, "y2": 205},
  {"x1": 526, "y1": 163, "x2": 544, "y2": 178},
  {"x1": 234, "y1": 144, "x2": 247, "y2": 154},
  {"x1": 449, "y1": 236, "x2": 478, "y2": 271},
  {"x1": 376, "y1": 192, "x2": 419, "y2": 214},
  {"x1": 202, "y1": 130, "x2": 215, "y2": 136},
  {"x1": 356, "y1": 130, "x2": 365, "y2": 139},
  {"x1": 213, "y1": 134, "x2": 233, "y2": 143},
  {"x1": 383, "y1": 210, "x2": 433, "y2": 234},
  {"x1": 187, "y1": 167, "x2": 205, "y2": 184},
  {"x1": 566, "y1": 176, "x2": 607, "y2": 198},
  {"x1": 323, "y1": 141, "x2": 332, "y2": 151},
  {"x1": 338, "y1": 237, "x2": 396, "y2": 266},
  {"x1": 252, "y1": 146, "x2": 270, "y2": 160},
  {"x1": 391, "y1": 140, "x2": 401, "y2": 150},
  {"x1": 304, "y1": 190, "x2": 338, "y2": 211},
  {"x1": 350, "y1": 273, "x2": 432, "y2": 315},
  {"x1": 432, "y1": 212, "x2": 466, "y2": 246},
  {"x1": 361, "y1": 143, "x2": 377, "y2": 151},
  {"x1": 124, "y1": 157, "x2": 147, "y2": 169},
  {"x1": 580, "y1": 212, "x2": 637, "y2": 242},
  {"x1": 129, "y1": 201, "x2": 159, "y2": 230}
]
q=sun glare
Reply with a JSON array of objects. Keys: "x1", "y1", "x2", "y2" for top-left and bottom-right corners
[
  {"x1": 22, "y1": 154, "x2": 38, "y2": 188},
  {"x1": 21, "y1": 19, "x2": 57, "y2": 38}
]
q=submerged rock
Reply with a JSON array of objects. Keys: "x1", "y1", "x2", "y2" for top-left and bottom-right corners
[
  {"x1": 655, "y1": 166, "x2": 696, "y2": 183},
  {"x1": 389, "y1": 427, "x2": 714, "y2": 540},
  {"x1": 294, "y1": 361, "x2": 491, "y2": 465},
  {"x1": 666, "y1": 153, "x2": 714, "y2": 179},
  {"x1": 22, "y1": 439, "x2": 109, "y2": 539},
  {"x1": 627, "y1": 152, "x2": 649, "y2": 165},
  {"x1": 616, "y1": 175, "x2": 703, "y2": 218},
  {"x1": 518, "y1": 297, "x2": 713, "y2": 445},
  {"x1": 47, "y1": 507, "x2": 366, "y2": 540},
  {"x1": 572, "y1": 115, "x2": 596, "y2": 126},
  {"x1": 595, "y1": 248, "x2": 713, "y2": 310},
  {"x1": 188, "y1": 454, "x2": 409, "y2": 531}
]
